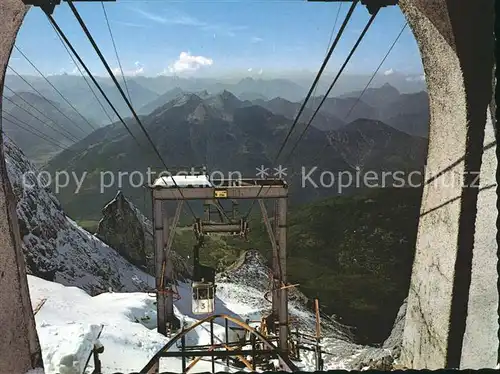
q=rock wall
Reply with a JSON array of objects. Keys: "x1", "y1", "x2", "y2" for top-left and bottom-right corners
[
  {"x1": 399, "y1": 0, "x2": 497, "y2": 369},
  {"x1": 5, "y1": 138, "x2": 153, "y2": 295},
  {"x1": 96, "y1": 191, "x2": 192, "y2": 281},
  {"x1": 350, "y1": 299, "x2": 407, "y2": 370},
  {"x1": 460, "y1": 96, "x2": 498, "y2": 368},
  {"x1": 96, "y1": 191, "x2": 152, "y2": 271},
  {"x1": 0, "y1": 2, "x2": 44, "y2": 373}
]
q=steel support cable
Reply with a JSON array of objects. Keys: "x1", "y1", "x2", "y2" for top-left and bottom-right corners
[
  {"x1": 203, "y1": 117, "x2": 233, "y2": 225},
  {"x1": 51, "y1": 21, "x2": 115, "y2": 125},
  {"x1": 7, "y1": 65, "x2": 89, "y2": 136},
  {"x1": 3, "y1": 90, "x2": 79, "y2": 143},
  {"x1": 2, "y1": 113, "x2": 69, "y2": 150},
  {"x1": 495, "y1": 0, "x2": 500, "y2": 362},
  {"x1": 342, "y1": 22, "x2": 407, "y2": 123},
  {"x1": 243, "y1": 0, "x2": 358, "y2": 219},
  {"x1": 45, "y1": 12, "x2": 144, "y2": 150},
  {"x1": 101, "y1": 1, "x2": 133, "y2": 105},
  {"x1": 203, "y1": 125, "x2": 232, "y2": 223},
  {"x1": 310, "y1": 2, "x2": 343, "y2": 109},
  {"x1": 4, "y1": 85, "x2": 79, "y2": 142},
  {"x1": 3, "y1": 111, "x2": 89, "y2": 160},
  {"x1": 282, "y1": 9, "x2": 380, "y2": 164},
  {"x1": 273, "y1": 0, "x2": 359, "y2": 164},
  {"x1": 265, "y1": 18, "x2": 405, "y2": 195},
  {"x1": 14, "y1": 45, "x2": 97, "y2": 132},
  {"x1": 202, "y1": 111, "x2": 233, "y2": 223},
  {"x1": 3, "y1": 110, "x2": 59, "y2": 143},
  {"x1": 64, "y1": 0, "x2": 198, "y2": 219},
  {"x1": 287, "y1": 20, "x2": 407, "y2": 177}
]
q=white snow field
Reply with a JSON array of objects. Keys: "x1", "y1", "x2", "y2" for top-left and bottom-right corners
[{"x1": 29, "y1": 273, "x2": 364, "y2": 373}]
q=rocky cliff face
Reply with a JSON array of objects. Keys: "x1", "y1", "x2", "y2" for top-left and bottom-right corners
[
  {"x1": 95, "y1": 191, "x2": 192, "y2": 281},
  {"x1": 96, "y1": 191, "x2": 152, "y2": 271},
  {"x1": 4, "y1": 138, "x2": 152, "y2": 295},
  {"x1": 350, "y1": 298, "x2": 408, "y2": 370}
]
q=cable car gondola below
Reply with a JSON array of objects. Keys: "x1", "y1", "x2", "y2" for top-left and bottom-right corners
[
  {"x1": 191, "y1": 235, "x2": 216, "y2": 315},
  {"x1": 192, "y1": 280, "x2": 215, "y2": 315}
]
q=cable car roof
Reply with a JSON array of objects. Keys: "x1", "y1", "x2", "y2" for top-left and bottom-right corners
[{"x1": 152, "y1": 175, "x2": 212, "y2": 188}]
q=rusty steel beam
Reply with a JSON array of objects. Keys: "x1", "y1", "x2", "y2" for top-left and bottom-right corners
[
  {"x1": 199, "y1": 223, "x2": 243, "y2": 233},
  {"x1": 277, "y1": 197, "x2": 289, "y2": 358},
  {"x1": 160, "y1": 349, "x2": 272, "y2": 358},
  {"x1": 152, "y1": 185, "x2": 287, "y2": 200},
  {"x1": 140, "y1": 314, "x2": 297, "y2": 373},
  {"x1": 165, "y1": 201, "x2": 183, "y2": 253},
  {"x1": 153, "y1": 199, "x2": 166, "y2": 336},
  {"x1": 259, "y1": 200, "x2": 280, "y2": 320}
]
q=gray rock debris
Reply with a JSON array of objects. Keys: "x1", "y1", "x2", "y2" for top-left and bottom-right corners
[{"x1": 350, "y1": 298, "x2": 408, "y2": 370}]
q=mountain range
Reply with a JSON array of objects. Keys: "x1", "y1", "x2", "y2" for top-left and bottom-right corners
[
  {"x1": 4, "y1": 73, "x2": 426, "y2": 126},
  {"x1": 3, "y1": 82, "x2": 429, "y2": 171},
  {"x1": 42, "y1": 88, "x2": 427, "y2": 221},
  {"x1": 2, "y1": 91, "x2": 95, "y2": 165},
  {"x1": 139, "y1": 83, "x2": 429, "y2": 136}
]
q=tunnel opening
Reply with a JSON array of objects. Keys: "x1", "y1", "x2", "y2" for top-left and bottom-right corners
[{"x1": 2, "y1": 0, "x2": 496, "y2": 372}]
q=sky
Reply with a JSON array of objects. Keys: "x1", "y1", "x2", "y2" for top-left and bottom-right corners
[{"x1": 10, "y1": 0, "x2": 424, "y2": 78}]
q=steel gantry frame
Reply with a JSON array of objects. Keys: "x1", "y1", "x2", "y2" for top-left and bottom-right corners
[
  {"x1": 150, "y1": 177, "x2": 290, "y2": 355},
  {"x1": 140, "y1": 314, "x2": 298, "y2": 374}
]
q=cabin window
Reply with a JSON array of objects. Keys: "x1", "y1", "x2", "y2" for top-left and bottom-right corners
[
  {"x1": 198, "y1": 288, "x2": 208, "y2": 299},
  {"x1": 193, "y1": 284, "x2": 214, "y2": 300}
]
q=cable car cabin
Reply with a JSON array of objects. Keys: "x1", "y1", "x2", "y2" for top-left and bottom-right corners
[{"x1": 192, "y1": 281, "x2": 215, "y2": 315}]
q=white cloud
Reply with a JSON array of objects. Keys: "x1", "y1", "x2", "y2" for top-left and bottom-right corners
[
  {"x1": 133, "y1": 8, "x2": 169, "y2": 24},
  {"x1": 132, "y1": 7, "x2": 246, "y2": 37},
  {"x1": 112, "y1": 61, "x2": 144, "y2": 76},
  {"x1": 258, "y1": 68, "x2": 263, "y2": 75},
  {"x1": 251, "y1": 37, "x2": 263, "y2": 43},
  {"x1": 112, "y1": 20, "x2": 149, "y2": 28},
  {"x1": 247, "y1": 68, "x2": 253, "y2": 72},
  {"x1": 405, "y1": 74, "x2": 426, "y2": 82},
  {"x1": 167, "y1": 52, "x2": 213, "y2": 74},
  {"x1": 58, "y1": 63, "x2": 84, "y2": 76},
  {"x1": 384, "y1": 68, "x2": 394, "y2": 76}
]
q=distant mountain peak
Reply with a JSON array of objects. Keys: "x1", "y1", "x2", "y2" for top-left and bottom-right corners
[
  {"x1": 204, "y1": 90, "x2": 242, "y2": 114},
  {"x1": 269, "y1": 96, "x2": 292, "y2": 104},
  {"x1": 173, "y1": 92, "x2": 202, "y2": 106},
  {"x1": 343, "y1": 118, "x2": 407, "y2": 137},
  {"x1": 197, "y1": 90, "x2": 210, "y2": 98},
  {"x1": 148, "y1": 92, "x2": 202, "y2": 118},
  {"x1": 380, "y1": 82, "x2": 400, "y2": 93},
  {"x1": 220, "y1": 89, "x2": 238, "y2": 100}
]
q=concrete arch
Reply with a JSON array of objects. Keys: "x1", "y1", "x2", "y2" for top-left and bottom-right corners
[
  {"x1": 0, "y1": 2, "x2": 43, "y2": 374},
  {"x1": 0, "y1": 0, "x2": 496, "y2": 371},
  {"x1": 398, "y1": 0, "x2": 496, "y2": 369}
]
